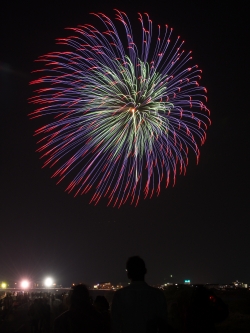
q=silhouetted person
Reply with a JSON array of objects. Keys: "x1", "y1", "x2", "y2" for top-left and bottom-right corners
[
  {"x1": 94, "y1": 295, "x2": 111, "y2": 332},
  {"x1": 42, "y1": 298, "x2": 51, "y2": 332},
  {"x1": 54, "y1": 284, "x2": 104, "y2": 333},
  {"x1": 29, "y1": 298, "x2": 44, "y2": 333},
  {"x1": 111, "y1": 256, "x2": 169, "y2": 333},
  {"x1": 185, "y1": 286, "x2": 228, "y2": 333}
]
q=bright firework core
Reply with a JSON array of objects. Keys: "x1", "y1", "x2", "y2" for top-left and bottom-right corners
[{"x1": 29, "y1": 10, "x2": 210, "y2": 207}]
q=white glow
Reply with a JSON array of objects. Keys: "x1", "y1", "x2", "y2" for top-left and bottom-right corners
[
  {"x1": 21, "y1": 280, "x2": 29, "y2": 289},
  {"x1": 44, "y1": 277, "x2": 53, "y2": 287}
]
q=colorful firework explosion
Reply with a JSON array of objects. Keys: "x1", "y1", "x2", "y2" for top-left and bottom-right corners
[{"x1": 29, "y1": 10, "x2": 210, "y2": 207}]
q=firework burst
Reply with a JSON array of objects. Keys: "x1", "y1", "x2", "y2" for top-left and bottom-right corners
[{"x1": 29, "y1": 10, "x2": 210, "y2": 207}]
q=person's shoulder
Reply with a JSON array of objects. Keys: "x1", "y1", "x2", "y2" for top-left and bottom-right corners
[
  {"x1": 114, "y1": 285, "x2": 130, "y2": 295},
  {"x1": 147, "y1": 285, "x2": 166, "y2": 299},
  {"x1": 112, "y1": 284, "x2": 136, "y2": 301},
  {"x1": 55, "y1": 309, "x2": 70, "y2": 322},
  {"x1": 148, "y1": 285, "x2": 164, "y2": 292},
  {"x1": 54, "y1": 310, "x2": 71, "y2": 332}
]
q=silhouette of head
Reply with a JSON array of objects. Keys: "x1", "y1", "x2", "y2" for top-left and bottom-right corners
[
  {"x1": 126, "y1": 256, "x2": 147, "y2": 281},
  {"x1": 94, "y1": 295, "x2": 109, "y2": 312},
  {"x1": 69, "y1": 284, "x2": 90, "y2": 309}
]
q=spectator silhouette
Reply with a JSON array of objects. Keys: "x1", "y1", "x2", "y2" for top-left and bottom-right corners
[
  {"x1": 42, "y1": 298, "x2": 51, "y2": 332},
  {"x1": 29, "y1": 298, "x2": 44, "y2": 333},
  {"x1": 111, "y1": 256, "x2": 171, "y2": 333},
  {"x1": 185, "y1": 286, "x2": 228, "y2": 333},
  {"x1": 94, "y1": 295, "x2": 111, "y2": 332},
  {"x1": 54, "y1": 284, "x2": 104, "y2": 333}
]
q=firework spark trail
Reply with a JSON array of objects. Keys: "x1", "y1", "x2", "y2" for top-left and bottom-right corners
[{"x1": 29, "y1": 10, "x2": 211, "y2": 207}]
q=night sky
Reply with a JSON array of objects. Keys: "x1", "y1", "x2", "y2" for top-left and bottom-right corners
[{"x1": 1, "y1": 1, "x2": 249, "y2": 287}]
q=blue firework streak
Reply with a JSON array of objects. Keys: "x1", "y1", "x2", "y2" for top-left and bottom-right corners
[{"x1": 29, "y1": 10, "x2": 211, "y2": 207}]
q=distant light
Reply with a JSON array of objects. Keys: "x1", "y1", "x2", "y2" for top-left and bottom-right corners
[
  {"x1": 1, "y1": 282, "x2": 7, "y2": 289},
  {"x1": 44, "y1": 277, "x2": 53, "y2": 287},
  {"x1": 21, "y1": 280, "x2": 29, "y2": 289}
]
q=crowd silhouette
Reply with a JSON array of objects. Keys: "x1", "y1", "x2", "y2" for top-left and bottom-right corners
[{"x1": 0, "y1": 256, "x2": 229, "y2": 333}]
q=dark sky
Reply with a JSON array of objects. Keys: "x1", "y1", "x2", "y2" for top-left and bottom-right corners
[{"x1": 1, "y1": 1, "x2": 249, "y2": 287}]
